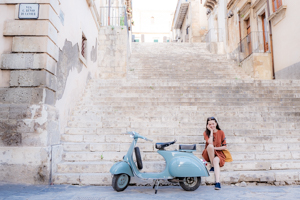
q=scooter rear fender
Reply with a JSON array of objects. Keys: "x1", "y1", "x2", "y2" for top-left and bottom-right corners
[
  {"x1": 110, "y1": 161, "x2": 134, "y2": 177},
  {"x1": 169, "y1": 157, "x2": 209, "y2": 177}
]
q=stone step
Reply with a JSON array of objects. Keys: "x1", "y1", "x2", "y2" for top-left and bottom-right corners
[
  {"x1": 66, "y1": 120, "x2": 300, "y2": 129},
  {"x1": 74, "y1": 102, "x2": 300, "y2": 108},
  {"x1": 63, "y1": 128, "x2": 300, "y2": 137},
  {"x1": 88, "y1": 89, "x2": 300, "y2": 95},
  {"x1": 68, "y1": 115, "x2": 299, "y2": 124},
  {"x1": 73, "y1": 106, "x2": 300, "y2": 114},
  {"x1": 61, "y1": 142, "x2": 300, "y2": 161},
  {"x1": 61, "y1": 144, "x2": 300, "y2": 162},
  {"x1": 56, "y1": 159, "x2": 300, "y2": 174},
  {"x1": 87, "y1": 93, "x2": 298, "y2": 98},
  {"x1": 81, "y1": 94, "x2": 300, "y2": 100},
  {"x1": 72, "y1": 106, "x2": 299, "y2": 113},
  {"x1": 88, "y1": 80, "x2": 300, "y2": 87},
  {"x1": 52, "y1": 169, "x2": 300, "y2": 185}
]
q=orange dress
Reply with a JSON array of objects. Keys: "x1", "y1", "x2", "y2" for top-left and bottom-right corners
[{"x1": 202, "y1": 130, "x2": 227, "y2": 167}]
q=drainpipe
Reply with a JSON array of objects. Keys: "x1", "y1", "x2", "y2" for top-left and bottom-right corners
[
  {"x1": 266, "y1": 0, "x2": 275, "y2": 79},
  {"x1": 238, "y1": 12, "x2": 242, "y2": 62},
  {"x1": 108, "y1": 0, "x2": 111, "y2": 25}
]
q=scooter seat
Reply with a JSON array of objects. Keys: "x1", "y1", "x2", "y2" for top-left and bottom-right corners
[
  {"x1": 155, "y1": 140, "x2": 176, "y2": 150},
  {"x1": 179, "y1": 144, "x2": 196, "y2": 151}
]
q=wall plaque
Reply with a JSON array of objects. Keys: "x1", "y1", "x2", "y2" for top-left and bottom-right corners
[{"x1": 18, "y1": 4, "x2": 39, "y2": 19}]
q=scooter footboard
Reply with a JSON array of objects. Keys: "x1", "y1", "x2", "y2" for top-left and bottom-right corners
[
  {"x1": 169, "y1": 157, "x2": 209, "y2": 177},
  {"x1": 110, "y1": 161, "x2": 134, "y2": 177}
]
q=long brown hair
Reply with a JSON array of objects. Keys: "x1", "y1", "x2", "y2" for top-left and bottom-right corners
[{"x1": 205, "y1": 117, "x2": 221, "y2": 138}]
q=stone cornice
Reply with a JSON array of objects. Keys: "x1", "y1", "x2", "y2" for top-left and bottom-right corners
[
  {"x1": 238, "y1": 0, "x2": 251, "y2": 14},
  {"x1": 204, "y1": 0, "x2": 218, "y2": 10},
  {"x1": 251, "y1": 0, "x2": 265, "y2": 9},
  {"x1": 227, "y1": 0, "x2": 237, "y2": 9}
]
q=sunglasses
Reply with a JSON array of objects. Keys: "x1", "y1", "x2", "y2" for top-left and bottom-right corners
[{"x1": 207, "y1": 117, "x2": 217, "y2": 121}]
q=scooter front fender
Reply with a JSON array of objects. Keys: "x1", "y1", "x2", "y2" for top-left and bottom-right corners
[
  {"x1": 110, "y1": 161, "x2": 134, "y2": 177},
  {"x1": 169, "y1": 157, "x2": 209, "y2": 177}
]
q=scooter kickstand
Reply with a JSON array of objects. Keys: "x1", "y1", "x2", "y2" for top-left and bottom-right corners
[
  {"x1": 153, "y1": 180, "x2": 156, "y2": 189},
  {"x1": 154, "y1": 180, "x2": 159, "y2": 194}
]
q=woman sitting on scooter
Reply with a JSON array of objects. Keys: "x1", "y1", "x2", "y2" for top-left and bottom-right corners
[{"x1": 202, "y1": 117, "x2": 227, "y2": 190}]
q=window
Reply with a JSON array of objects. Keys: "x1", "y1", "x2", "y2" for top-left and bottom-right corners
[
  {"x1": 81, "y1": 34, "x2": 87, "y2": 58},
  {"x1": 261, "y1": 13, "x2": 269, "y2": 52},
  {"x1": 151, "y1": 16, "x2": 155, "y2": 25},
  {"x1": 272, "y1": 0, "x2": 282, "y2": 12},
  {"x1": 154, "y1": 39, "x2": 158, "y2": 43}
]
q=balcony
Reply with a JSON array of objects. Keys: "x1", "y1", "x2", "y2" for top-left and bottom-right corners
[
  {"x1": 100, "y1": 6, "x2": 128, "y2": 26},
  {"x1": 204, "y1": 0, "x2": 218, "y2": 11},
  {"x1": 237, "y1": 31, "x2": 271, "y2": 62},
  {"x1": 229, "y1": 31, "x2": 273, "y2": 79},
  {"x1": 173, "y1": 0, "x2": 189, "y2": 29}
]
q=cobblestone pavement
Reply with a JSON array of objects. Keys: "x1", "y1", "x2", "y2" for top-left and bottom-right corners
[{"x1": 0, "y1": 184, "x2": 299, "y2": 200}]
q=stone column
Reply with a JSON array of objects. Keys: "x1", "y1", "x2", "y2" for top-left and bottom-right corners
[{"x1": 0, "y1": 1, "x2": 61, "y2": 184}]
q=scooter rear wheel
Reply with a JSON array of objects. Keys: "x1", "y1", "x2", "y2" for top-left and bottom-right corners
[
  {"x1": 112, "y1": 174, "x2": 130, "y2": 192},
  {"x1": 179, "y1": 177, "x2": 201, "y2": 191}
]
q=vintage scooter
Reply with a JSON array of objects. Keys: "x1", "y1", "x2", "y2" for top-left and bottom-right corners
[{"x1": 110, "y1": 131, "x2": 209, "y2": 193}]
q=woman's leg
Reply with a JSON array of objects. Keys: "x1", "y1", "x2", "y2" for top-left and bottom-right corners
[
  {"x1": 207, "y1": 144, "x2": 215, "y2": 167},
  {"x1": 213, "y1": 157, "x2": 220, "y2": 182}
]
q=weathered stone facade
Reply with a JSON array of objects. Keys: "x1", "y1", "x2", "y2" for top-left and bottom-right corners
[
  {"x1": 204, "y1": 0, "x2": 300, "y2": 80},
  {"x1": 171, "y1": 0, "x2": 208, "y2": 43},
  {"x1": 0, "y1": 0, "x2": 102, "y2": 184}
]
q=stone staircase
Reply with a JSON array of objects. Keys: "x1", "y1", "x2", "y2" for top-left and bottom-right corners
[{"x1": 53, "y1": 43, "x2": 300, "y2": 186}]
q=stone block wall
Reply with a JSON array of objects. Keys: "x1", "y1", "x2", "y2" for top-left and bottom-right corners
[
  {"x1": 0, "y1": 0, "x2": 101, "y2": 184},
  {"x1": 0, "y1": 0, "x2": 61, "y2": 184},
  {"x1": 98, "y1": 26, "x2": 129, "y2": 79}
]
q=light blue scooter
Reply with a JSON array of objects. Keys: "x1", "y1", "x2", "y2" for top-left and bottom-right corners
[{"x1": 110, "y1": 131, "x2": 209, "y2": 193}]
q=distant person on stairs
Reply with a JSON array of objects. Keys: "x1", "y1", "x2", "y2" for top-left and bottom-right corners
[{"x1": 202, "y1": 117, "x2": 227, "y2": 190}]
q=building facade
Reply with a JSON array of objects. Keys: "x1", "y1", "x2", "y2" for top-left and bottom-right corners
[
  {"x1": 204, "y1": 0, "x2": 300, "y2": 80},
  {"x1": 131, "y1": 0, "x2": 175, "y2": 43},
  {"x1": 171, "y1": 0, "x2": 208, "y2": 43}
]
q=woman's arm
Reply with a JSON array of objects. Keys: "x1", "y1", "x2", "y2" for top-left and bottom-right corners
[
  {"x1": 208, "y1": 132, "x2": 213, "y2": 144},
  {"x1": 214, "y1": 146, "x2": 227, "y2": 150},
  {"x1": 206, "y1": 126, "x2": 213, "y2": 145}
]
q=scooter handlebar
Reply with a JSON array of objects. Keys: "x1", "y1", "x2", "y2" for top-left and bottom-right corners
[
  {"x1": 144, "y1": 137, "x2": 153, "y2": 142},
  {"x1": 125, "y1": 131, "x2": 153, "y2": 142}
]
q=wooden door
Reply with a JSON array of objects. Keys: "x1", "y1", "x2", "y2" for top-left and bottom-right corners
[
  {"x1": 272, "y1": 0, "x2": 283, "y2": 12},
  {"x1": 246, "y1": 19, "x2": 252, "y2": 54},
  {"x1": 262, "y1": 13, "x2": 269, "y2": 52}
]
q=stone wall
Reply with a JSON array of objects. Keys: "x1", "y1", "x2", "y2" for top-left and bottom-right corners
[
  {"x1": 240, "y1": 53, "x2": 272, "y2": 80},
  {"x1": 270, "y1": 0, "x2": 300, "y2": 78},
  {"x1": 98, "y1": 26, "x2": 129, "y2": 79},
  {"x1": 0, "y1": 0, "x2": 100, "y2": 184}
]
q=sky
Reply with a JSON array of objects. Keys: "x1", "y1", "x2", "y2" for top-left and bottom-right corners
[{"x1": 132, "y1": 0, "x2": 178, "y2": 12}]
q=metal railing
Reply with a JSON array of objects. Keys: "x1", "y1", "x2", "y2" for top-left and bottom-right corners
[
  {"x1": 100, "y1": 6, "x2": 127, "y2": 26},
  {"x1": 204, "y1": 28, "x2": 224, "y2": 43},
  {"x1": 237, "y1": 31, "x2": 270, "y2": 62},
  {"x1": 204, "y1": 28, "x2": 223, "y2": 52}
]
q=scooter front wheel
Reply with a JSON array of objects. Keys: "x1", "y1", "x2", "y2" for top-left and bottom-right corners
[
  {"x1": 112, "y1": 174, "x2": 130, "y2": 192},
  {"x1": 179, "y1": 177, "x2": 201, "y2": 191}
]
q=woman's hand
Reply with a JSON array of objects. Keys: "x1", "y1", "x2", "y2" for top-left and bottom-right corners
[{"x1": 207, "y1": 125, "x2": 213, "y2": 132}]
